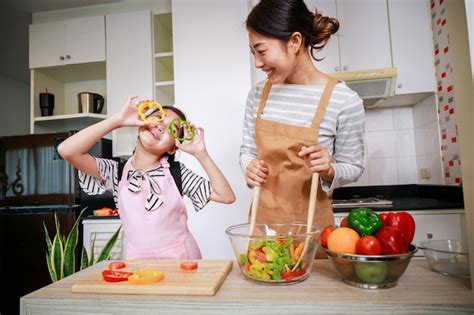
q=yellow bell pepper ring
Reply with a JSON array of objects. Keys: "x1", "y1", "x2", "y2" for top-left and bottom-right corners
[
  {"x1": 137, "y1": 101, "x2": 165, "y2": 124},
  {"x1": 127, "y1": 268, "x2": 165, "y2": 285},
  {"x1": 168, "y1": 117, "x2": 196, "y2": 141}
]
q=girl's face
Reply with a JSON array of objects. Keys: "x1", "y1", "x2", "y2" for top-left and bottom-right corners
[
  {"x1": 138, "y1": 109, "x2": 181, "y2": 155},
  {"x1": 248, "y1": 30, "x2": 297, "y2": 84}
]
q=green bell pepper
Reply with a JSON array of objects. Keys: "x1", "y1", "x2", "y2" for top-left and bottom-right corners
[{"x1": 348, "y1": 207, "x2": 382, "y2": 236}]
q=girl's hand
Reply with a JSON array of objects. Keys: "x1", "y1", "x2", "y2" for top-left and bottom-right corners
[
  {"x1": 114, "y1": 96, "x2": 148, "y2": 127},
  {"x1": 175, "y1": 125, "x2": 207, "y2": 157},
  {"x1": 246, "y1": 159, "x2": 268, "y2": 187},
  {"x1": 298, "y1": 145, "x2": 335, "y2": 180}
]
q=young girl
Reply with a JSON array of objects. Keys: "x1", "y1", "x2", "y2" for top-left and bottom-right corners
[
  {"x1": 59, "y1": 96, "x2": 235, "y2": 259},
  {"x1": 240, "y1": 0, "x2": 365, "y2": 251}
]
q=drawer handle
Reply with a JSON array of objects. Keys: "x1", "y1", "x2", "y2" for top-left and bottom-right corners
[{"x1": 426, "y1": 233, "x2": 433, "y2": 239}]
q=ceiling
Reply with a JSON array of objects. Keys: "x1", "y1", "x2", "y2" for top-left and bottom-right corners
[{"x1": 2, "y1": 0, "x2": 126, "y2": 13}]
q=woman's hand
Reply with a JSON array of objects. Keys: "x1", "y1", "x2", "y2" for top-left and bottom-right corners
[
  {"x1": 246, "y1": 159, "x2": 268, "y2": 187},
  {"x1": 298, "y1": 145, "x2": 335, "y2": 181},
  {"x1": 175, "y1": 125, "x2": 207, "y2": 157},
  {"x1": 114, "y1": 96, "x2": 148, "y2": 127}
]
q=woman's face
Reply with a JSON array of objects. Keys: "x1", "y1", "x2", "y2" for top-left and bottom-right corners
[
  {"x1": 248, "y1": 30, "x2": 296, "y2": 84},
  {"x1": 138, "y1": 109, "x2": 181, "y2": 155}
]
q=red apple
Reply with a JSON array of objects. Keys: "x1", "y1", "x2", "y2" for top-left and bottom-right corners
[{"x1": 320, "y1": 225, "x2": 336, "y2": 248}]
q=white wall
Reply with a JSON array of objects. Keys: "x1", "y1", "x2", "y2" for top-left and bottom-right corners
[
  {"x1": 172, "y1": 0, "x2": 252, "y2": 259},
  {"x1": 0, "y1": 75, "x2": 30, "y2": 137},
  {"x1": 348, "y1": 95, "x2": 443, "y2": 187}
]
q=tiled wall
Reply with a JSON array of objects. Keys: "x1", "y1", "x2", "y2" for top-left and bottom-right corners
[{"x1": 348, "y1": 95, "x2": 443, "y2": 186}]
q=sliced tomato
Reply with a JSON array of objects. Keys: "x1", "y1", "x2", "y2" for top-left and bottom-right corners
[
  {"x1": 128, "y1": 269, "x2": 164, "y2": 285},
  {"x1": 281, "y1": 266, "x2": 307, "y2": 282},
  {"x1": 180, "y1": 261, "x2": 198, "y2": 271},
  {"x1": 108, "y1": 261, "x2": 126, "y2": 270},
  {"x1": 102, "y1": 269, "x2": 132, "y2": 282}
]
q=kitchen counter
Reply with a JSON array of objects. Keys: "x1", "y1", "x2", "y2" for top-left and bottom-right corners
[{"x1": 21, "y1": 259, "x2": 474, "y2": 314}]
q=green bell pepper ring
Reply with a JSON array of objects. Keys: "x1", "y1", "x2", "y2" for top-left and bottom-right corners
[
  {"x1": 348, "y1": 207, "x2": 382, "y2": 236},
  {"x1": 168, "y1": 118, "x2": 196, "y2": 141}
]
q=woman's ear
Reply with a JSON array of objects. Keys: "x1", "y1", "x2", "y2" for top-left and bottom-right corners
[{"x1": 288, "y1": 32, "x2": 303, "y2": 54}]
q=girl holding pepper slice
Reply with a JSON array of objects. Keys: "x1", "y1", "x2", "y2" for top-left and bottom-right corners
[
  {"x1": 58, "y1": 96, "x2": 235, "y2": 260},
  {"x1": 240, "y1": 0, "x2": 365, "y2": 258}
]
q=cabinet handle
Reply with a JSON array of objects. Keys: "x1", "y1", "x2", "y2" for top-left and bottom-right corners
[
  {"x1": 334, "y1": 66, "x2": 340, "y2": 72},
  {"x1": 426, "y1": 233, "x2": 433, "y2": 239},
  {"x1": 397, "y1": 83, "x2": 403, "y2": 89},
  {"x1": 343, "y1": 65, "x2": 348, "y2": 71},
  {"x1": 59, "y1": 56, "x2": 65, "y2": 60},
  {"x1": 66, "y1": 55, "x2": 71, "y2": 59}
]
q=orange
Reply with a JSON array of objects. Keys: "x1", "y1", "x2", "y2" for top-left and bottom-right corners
[{"x1": 327, "y1": 227, "x2": 360, "y2": 254}]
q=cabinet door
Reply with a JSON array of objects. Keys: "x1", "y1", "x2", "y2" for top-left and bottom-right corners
[
  {"x1": 306, "y1": 0, "x2": 341, "y2": 73},
  {"x1": 412, "y1": 213, "x2": 463, "y2": 244},
  {"x1": 82, "y1": 219, "x2": 125, "y2": 260},
  {"x1": 65, "y1": 16, "x2": 106, "y2": 65},
  {"x1": 389, "y1": 0, "x2": 436, "y2": 94},
  {"x1": 106, "y1": 11, "x2": 154, "y2": 157},
  {"x1": 337, "y1": 0, "x2": 392, "y2": 71},
  {"x1": 29, "y1": 21, "x2": 66, "y2": 68}
]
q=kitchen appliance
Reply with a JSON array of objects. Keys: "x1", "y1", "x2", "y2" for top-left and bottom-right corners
[
  {"x1": 72, "y1": 259, "x2": 233, "y2": 296},
  {"x1": 78, "y1": 92, "x2": 105, "y2": 114},
  {"x1": 0, "y1": 132, "x2": 112, "y2": 315},
  {"x1": 332, "y1": 197, "x2": 393, "y2": 209}
]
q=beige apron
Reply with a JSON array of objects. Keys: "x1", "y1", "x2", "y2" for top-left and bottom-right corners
[{"x1": 253, "y1": 78, "x2": 338, "y2": 257}]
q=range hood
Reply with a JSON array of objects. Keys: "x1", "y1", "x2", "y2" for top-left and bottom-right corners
[{"x1": 331, "y1": 68, "x2": 397, "y2": 108}]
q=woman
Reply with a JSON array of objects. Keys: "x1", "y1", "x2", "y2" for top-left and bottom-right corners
[{"x1": 240, "y1": 0, "x2": 365, "y2": 249}]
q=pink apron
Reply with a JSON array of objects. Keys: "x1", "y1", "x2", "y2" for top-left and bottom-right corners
[{"x1": 117, "y1": 157, "x2": 202, "y2": 260}]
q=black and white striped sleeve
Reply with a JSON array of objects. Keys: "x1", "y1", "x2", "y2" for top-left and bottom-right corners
[
  {"x1": 78, "y1": 158, "x2": 118, "y2": 195},
  {"x1": 180, "y1": 162, "x2": 212, "y2": 212}
]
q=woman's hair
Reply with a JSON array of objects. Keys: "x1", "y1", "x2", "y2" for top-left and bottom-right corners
[
  {"x1": 246, "y1": 0, "x2": 339, "y2": 61},
  {"x1": 163, "y1": 105, "x2": 187, "y2": 162}
]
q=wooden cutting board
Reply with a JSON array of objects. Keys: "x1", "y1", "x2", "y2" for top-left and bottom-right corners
[{"x1": 72, "y1": 259, "x2": 233, "y2": 296}]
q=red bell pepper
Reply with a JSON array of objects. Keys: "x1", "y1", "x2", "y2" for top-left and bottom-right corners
[
  {"x1": 375, "y1": 227, "x2": 408, "y2": 255},
  {"x1": 378, "y1": 212, "x2": 389, "y2": 227},
  {"x1": 102, "y1": 269, "x2": 133, "y2": 282},
  {"x1": 385, "y1": 211, "x2": 415, "y2": 244}
]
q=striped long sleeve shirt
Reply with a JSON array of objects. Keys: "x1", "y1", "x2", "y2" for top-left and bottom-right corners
[
  {"x1": 240, "y1": 81, "x2": 365, "y2": 192},
  {"x1": 79, "y1": 157, "x2": 212, "y2": 212}
]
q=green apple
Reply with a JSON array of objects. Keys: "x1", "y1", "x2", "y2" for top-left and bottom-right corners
[{"x1": 355, "y1": 262, "x2": 388, "y2": 284}]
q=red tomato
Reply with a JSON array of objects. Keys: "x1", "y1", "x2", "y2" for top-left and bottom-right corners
[
  {"x1": 320, "y1": 225, "x2": 336, "y2": 248},
  {"x1": 375, "y1": 227, "x2": 408, "y2": 255},
  {"x1": 108, "y1": 261, "x2": 126, "y2": 270},
  {"x1": 254, "y1": 249, "x2": 267, "y2": 263},
  {"x1": 281, "y1": 267, "x2": 307, "y2": 282},
  {"x1": 356, "y1": 236, "x2": 382, "y2": 255},
  {"x1": 180, "y1": 262, "x2": 198, "y2": 271},
  {"x1": 102, "y1": 269, "x2": 132, "y2": 282}
]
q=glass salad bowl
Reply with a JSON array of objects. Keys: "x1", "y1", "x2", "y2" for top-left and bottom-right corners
[
  {"x1": 225, "y1": 223, "x2": 321, "y2": 285},
  {"x1": 417, "y1": 240, "x2": 470, "y2": 278}
]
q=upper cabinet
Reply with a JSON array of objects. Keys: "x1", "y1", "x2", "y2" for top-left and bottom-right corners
[
  {"x1": 29, "y1": 16, "x2": 105, "y2": 69},
  {"x1": 106, "y1": 10, "x2": 154, "y2": 157},
  {"x1": 307, "y1": 0, "x2": 392, "y2": 73},
  {"x1": 388, "y1": 0, "x2": 436, "y2": 95}
]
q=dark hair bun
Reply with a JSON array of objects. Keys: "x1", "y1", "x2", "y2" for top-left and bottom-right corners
[{"x1": 311, "y1": 11, "x2": 340, "y2": 52}]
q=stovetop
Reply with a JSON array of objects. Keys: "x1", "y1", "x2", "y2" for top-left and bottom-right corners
[{"x1": 332, "y1": 197, "x2": 393, "y2": 209}]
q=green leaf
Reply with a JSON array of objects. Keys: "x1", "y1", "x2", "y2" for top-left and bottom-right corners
[
  {"x1": 51, "y1": 234, "x2": 64, "y2": 280},
  {"x1": 43, "y1": 221, "x2": 52, "y2": 255},
  {"x1": 96, "y1": 225, "x2": 122, "y2": 263},
  {"x1": 63, "y1": 208, "x2": 86, "y2": 277},
  {"x1": 45, "y1": 252, "x2": 57, "y2": 282},
  {"x1": 89, "y1": 233, "x2": 96, "y2": 266},
  {"x1": 80, "y1": 246, "x2": 89, "y2": 271}
]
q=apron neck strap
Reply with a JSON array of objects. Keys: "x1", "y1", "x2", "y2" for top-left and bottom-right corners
[
  {"x1": 256, "y1": 80, "x2": 272, "y2": 117},
  {"x1": 311, "y1": 77, "x2": 338, "y2": 129}
]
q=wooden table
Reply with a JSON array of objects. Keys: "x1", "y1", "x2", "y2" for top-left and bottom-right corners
[{"x1": 21, "y1": 259, "x2": 474, "y2": 314}]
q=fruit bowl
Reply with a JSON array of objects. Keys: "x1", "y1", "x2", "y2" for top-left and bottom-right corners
[
  {"x1": 323, "y1": 244, "x2": 417, "y2": 289},
  {"x1": 417, "y1": 240, "x2": 470, "y2": 278},
  {"x1": 225, "y1": 223, "x2": 321, "y2": 285}
]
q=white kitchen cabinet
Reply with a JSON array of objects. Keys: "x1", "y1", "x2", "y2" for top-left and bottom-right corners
[
  {"x1": 106, "y1": 10, "x2": 154, "y2": 157},
  {"x1": 388, "y1": 0, "x2": 436, "y2": 95},
  {"x1": 82, "y1": 218, "x2": 125, "y2": 260},
  {"x1": 29, "y1": 16, "x2": 105, "y2": 69},
  {"x1": 154, "y1": 13, "x2": 175, "y2": 106}
]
